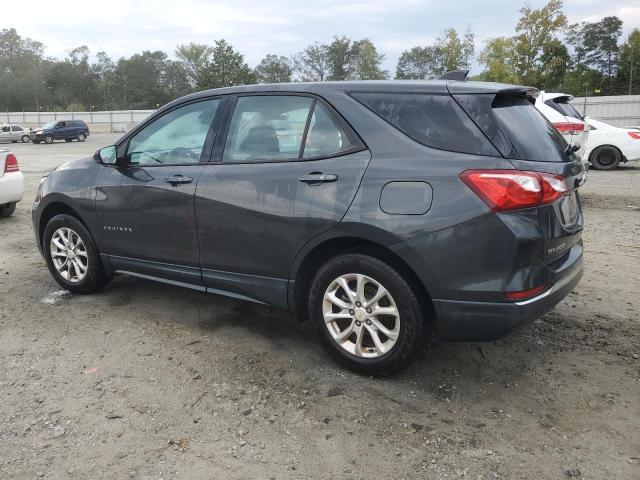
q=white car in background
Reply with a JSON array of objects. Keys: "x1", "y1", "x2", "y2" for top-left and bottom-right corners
[
  {"x1": 0, "y1": 124, "x2": 32, "y2": 143},
  {"x1": 535, "y1": 92, "x2": 589, "y2": 159},
  {"x1": 0, "y1": 148, "x2": 24, "y2": 217},
  {"x1": 582, "y1": 117, "x2": 640, "y2": 170}
]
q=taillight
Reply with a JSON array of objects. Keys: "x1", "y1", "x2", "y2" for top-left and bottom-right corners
[
  {"x1": 504, "y1": 285, "x2": 547, "y2": 301},
  {"x1": 628, "y1": 131, "x2": 640, "y2": 140},
  {"x1": 552, "y1": 122, "x2": 584, "y2": 133},
  {"x1": 460, "y1": 169, "x2": 569, "y2": 211},
  {"x1": 4, "y1": 154, "x2": 19, "y2": 173}
]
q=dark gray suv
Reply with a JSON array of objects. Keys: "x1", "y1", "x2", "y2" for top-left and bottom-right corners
[{"x1": 32, "y1": 77, "x2": 585, "y2": 374}]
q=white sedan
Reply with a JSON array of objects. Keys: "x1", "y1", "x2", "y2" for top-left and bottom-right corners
[
  {"x1": 0, "y1": 148, "x2": 24, "y2": 217},
  {"x1": 0, "y1": 124, "x2": 32, "y2": 143},
  {"x1": 583, "y1": 117, "x2": 640, "y2": 170}
]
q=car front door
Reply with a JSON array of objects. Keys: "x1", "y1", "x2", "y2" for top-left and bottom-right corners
[
  {"x1": 95, "y1": 98, "x2": 221, "y2": 287},
  {"x1": 195, "y1": 94, "x2": 370, "y2": 306}
]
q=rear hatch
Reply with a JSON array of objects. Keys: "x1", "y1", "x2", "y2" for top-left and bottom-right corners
[
  {"x1": 544, "y1": 94, "x2": 588, "y2": 157},
  {"x1": 451, "y1": 89, "x2": 586, "y2": 266}
]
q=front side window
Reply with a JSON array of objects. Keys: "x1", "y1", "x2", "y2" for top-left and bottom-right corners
[
  {"x1": 352, "y1": 92, "x2": 499, "y2": 156},
  {"x1": 303, "y1": 103, "x2": 351, "y2": 158},
  {"x1": 223, "y1": 96, "x2": 313, "y2": 163},
  {"x1": 127, "y1": 99, "x2": 219, "y2": 166}
]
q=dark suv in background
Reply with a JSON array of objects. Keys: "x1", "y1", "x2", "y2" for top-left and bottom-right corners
[
  {"x1": 32, "y1": 75, "x2": 585, "y2": 375},
  {"x1": 31, "y1": 120, "x2": 90, "y2": 144}
]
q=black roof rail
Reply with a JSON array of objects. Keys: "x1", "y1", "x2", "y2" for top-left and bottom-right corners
[{"x1": 436, "y1": 70, "x2": 469, "y2": 81}]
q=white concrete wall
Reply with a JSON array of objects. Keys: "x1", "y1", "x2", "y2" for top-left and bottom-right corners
[
  {"x1": 0, "y1": 110, "x2": 156, "y2": 133},
  {"x1": 570, "y1": 95, "x2": 640, "y2": 128}
]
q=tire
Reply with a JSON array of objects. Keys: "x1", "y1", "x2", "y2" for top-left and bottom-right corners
[
  {"x1": 65, "y1": 138, "x2": 72, "y2": 142},
  {"x1": 77, "y1": 133, "x2": 86, "y2": 142},
  {"x1": 590, "y1": 145, "x2": 621, "y2": 170},
  {"x1": 43, "y1": 214, "x2": 110, "y2": 294},
  {"x1": 21, "y1": 135, "x2": 29, "y2": 143},
  {"x1": 308, "y1": 253, "x2": 425, "y2": 375},
  {"x1": 44, "y1": 135, "x2": 54, "y2": 144},
  {"x1": 0, "y1": 203, "x2": 16, "y2": 218}
]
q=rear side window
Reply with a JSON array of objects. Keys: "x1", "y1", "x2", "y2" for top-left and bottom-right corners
[
  {"x1": 545, "y1": 99, "x2": 583, "y2": 120},
  {"x1": 351, "y1": 92, "x2": 499, "y2": 156}
]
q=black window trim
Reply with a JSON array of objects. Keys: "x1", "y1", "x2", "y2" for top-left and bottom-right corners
[
  {"x1": 347, "y1": 90, "x2": 502, "y2": 158},
  {"x1": 115, "y1": 96, "x2": 225, "y2": 168},
  {"x1": 209, "y1": 91, "x2": 367, "y2": 165}
]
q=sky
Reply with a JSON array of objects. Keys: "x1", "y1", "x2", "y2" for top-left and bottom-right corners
[{"x1": 3, "y1": 0, "x2": 640, "y2": 73}]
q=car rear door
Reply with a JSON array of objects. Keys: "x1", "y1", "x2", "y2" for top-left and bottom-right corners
[{"x1": 195, "y1": 93, "x2": 370, "y2": 306}]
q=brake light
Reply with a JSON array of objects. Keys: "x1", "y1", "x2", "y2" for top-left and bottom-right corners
[
  {"x1": 460, "y1": 170, "x2": 569, "y2": 211},
  {"x1": 4, "y1": 154, "x2": 19, "y2": 173},
  {"x1": 504, "y1": 285, "x2": 547, "y2": 300},
  {"x1": 628, "y1": 131, "x2": 640, "y2": 140},
  {"x1": 552, "y1": 122, "x2": 584, "y2": 133}
]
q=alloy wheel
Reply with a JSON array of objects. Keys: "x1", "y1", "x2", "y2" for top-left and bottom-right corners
[
  {"x1": 50, "y1": 227, "x2": 89, "y2": 283},
  {"x1": 322, "y1": 273, "x2": 400, "y2": 358}
]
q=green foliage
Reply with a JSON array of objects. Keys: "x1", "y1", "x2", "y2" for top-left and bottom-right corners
[
  {"x1": 395, "y1": 27, "x2": 474, "y2": 79},
  {"x1": 294, "y1": 36, "x2": 387, "y2": 81},
  {"x1": 254, "y1": 54, "x2": 293, "y2": 83}
]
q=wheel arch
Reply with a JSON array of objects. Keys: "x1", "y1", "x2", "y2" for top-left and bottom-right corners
[
  {"x1": 290, "y1": 233, "x2": 435, "y2": 331},
  {"x1": 37, "y1": 200, "x2": 91, "y2": 250}
]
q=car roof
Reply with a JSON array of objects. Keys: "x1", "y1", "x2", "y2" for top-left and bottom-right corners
[{"x1": 161, "y1": 80, "x2": 537, "y2": 111}]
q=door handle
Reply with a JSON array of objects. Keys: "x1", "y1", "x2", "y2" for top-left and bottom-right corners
[
  {"x1": 164, "y1": 175, "x2": 193, "y2": 186},
  {"x1": 298, "y1": 173, "x2": 338, "y2": 185}
]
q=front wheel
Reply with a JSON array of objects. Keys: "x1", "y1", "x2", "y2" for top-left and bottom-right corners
[
  {"x1": 590, "y1": 145, "x2": 621, "y2": 170},
  {"x1": 308, "y1": 253, "x2": 425, "y2": 375},
  {"x1": 44, "y1": 135, "x2": 54, "y2": 144},
  {"x1": 43, "y1": 214, "x2": 110, "y2": 294}
]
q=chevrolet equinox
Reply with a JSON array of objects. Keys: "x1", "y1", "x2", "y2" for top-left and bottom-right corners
[{"x1": 33, "y1": 75, "x2": 585, "y2": 375}]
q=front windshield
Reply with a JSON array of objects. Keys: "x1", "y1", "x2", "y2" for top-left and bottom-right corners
[{"x1": 42, "y1": 122, "x2": 56, "y2": 129}]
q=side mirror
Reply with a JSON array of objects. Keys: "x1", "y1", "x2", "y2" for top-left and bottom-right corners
[{"x1": 94, "y1": 145, "x2": 119, "y2": 165}]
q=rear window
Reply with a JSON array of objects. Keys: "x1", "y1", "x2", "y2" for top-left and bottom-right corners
[
  {"x1": 545, "y1": 98, "x2": 583, "y2": 120},
  {"x1": 454, "y1": 94, "x2": 571, "y2": 162},
  {"x1": 351, "y1": 92, "x2": 499, "y2": 156}
]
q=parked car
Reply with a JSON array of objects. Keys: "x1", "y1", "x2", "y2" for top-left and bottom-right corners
[
  {"x1": 32, "y1": 77, "x2": 586, "y2": 375},
  {"x1": 582, "y1": 117, "x2": 640, "y2": 170},
  {"x1": 535, "y1": 91, "x2": 589, "y2": 161},
  {"x1": 30, "y1": 120, "x2": 89, "y2": 144},
  {"x1": 0, "y1": 148, "x2": 24, "y2": 217},
  {"x1": 0, "y1": 124, "x2": 31, "y2": 143}
]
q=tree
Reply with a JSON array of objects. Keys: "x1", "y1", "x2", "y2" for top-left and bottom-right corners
[
  {"x1": 254, "y1": 54, "x2": 292, "y2": 83},
  {"x1": 176, "y1": 42, "x2": 213, "y2": 89},
  {"x1": 294, "y1": 42, "x2": 331, "y2": 81},
  {"x1": 616, "y1": 29, "x2": 640, "y2": 94},
  {"x1": 477, "y1": 37, "x2": 519, "y2": 83},
  {"x1": 199, "y1": 40, "x2": 255, "y2": 89},
  {"x1": 350, "y1": 39, "x2": 388, "y2": 80},
  {"x1": 395, "y1": 27, "x2": 475, "y2": 79}
]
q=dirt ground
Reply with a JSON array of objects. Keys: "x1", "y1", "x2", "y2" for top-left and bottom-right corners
[{"x1": 1, "y1": 135, "x2": 639, "y2": 480}]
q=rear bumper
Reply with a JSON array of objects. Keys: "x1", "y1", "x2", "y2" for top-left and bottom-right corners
[
  {"x1": 433, "y1": 252, "x2": 583, "y2": 341},
  {"x1": 0, "y1": 172, "x2": 24, "y2": 204}
]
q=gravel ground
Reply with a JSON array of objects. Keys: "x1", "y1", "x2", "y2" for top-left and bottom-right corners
[{"x1": 1, "y1": 135, "x2": 639, "y2": 480}]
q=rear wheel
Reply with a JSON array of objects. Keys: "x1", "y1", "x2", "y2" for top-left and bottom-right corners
[
  {"x1": 0, "y1": 203, "x2": 16, "y2": 217},
  {"x1": 21, "y1": 135, "x2": 29, "y2": 143},
  {"x1": 590, "y1": 145, "x2": 621, "y2": 170},
  {"x1": 77, "y1": 133, "x2": 86, "y2": 142},
  {"x1": 44, "y1": 135, "x2": 53, "y2": 144},
  {"x1": 308, "y1": 253, "x2": 424, "y2": 375},
  {"x1": 43, "y1": 214, "x2": 110, "y2": 293}
]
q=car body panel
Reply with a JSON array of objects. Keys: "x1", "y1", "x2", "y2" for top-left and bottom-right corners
[
  {"x1": 583, "y1": 117, "x2": 640, "y2": 162},
  {"x1": 0, "y1": 148, "x2": 24, "y2": 205}
]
